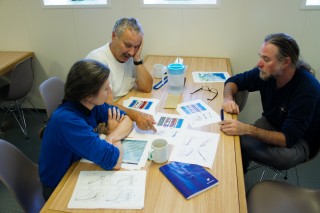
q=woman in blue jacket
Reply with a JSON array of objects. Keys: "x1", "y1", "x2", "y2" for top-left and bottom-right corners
[{"x1": 39, "y1": 59, "x2": 133, "y2": 200}]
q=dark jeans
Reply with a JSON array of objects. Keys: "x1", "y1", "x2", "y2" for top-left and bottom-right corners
[
  {"x1": 42, "y1": 184, "x2": 55, "y2": 201},
  {"x1": 241, "y1": 117, "x2": 309, "y2": 173}
]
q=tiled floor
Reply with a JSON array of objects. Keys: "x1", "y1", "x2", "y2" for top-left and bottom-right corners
[{"x1": 0, "y1": 110, "x2": 319, "y2": 212}]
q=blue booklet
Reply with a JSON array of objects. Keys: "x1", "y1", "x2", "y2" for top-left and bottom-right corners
[{"x1": 159, "y1": 162, "x2": 219, "y2": 199}]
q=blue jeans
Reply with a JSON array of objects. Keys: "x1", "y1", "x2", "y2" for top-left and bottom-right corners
[{"x1": 241, "y1": 117, "x2": 309, "y2": 173}]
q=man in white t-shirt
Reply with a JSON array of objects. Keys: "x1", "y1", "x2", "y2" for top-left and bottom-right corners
[{"x1": 87, "y1": 17, "x2": 155, "y2": 131}]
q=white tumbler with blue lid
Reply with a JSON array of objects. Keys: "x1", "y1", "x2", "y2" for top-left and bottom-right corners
[{"x1": 167, "y1": 63, "x2": 185, "y2": 95}]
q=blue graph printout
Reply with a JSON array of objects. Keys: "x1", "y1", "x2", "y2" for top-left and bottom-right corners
[{"x1": 180, "y1": 102, "x2": 207, "y2": 114}]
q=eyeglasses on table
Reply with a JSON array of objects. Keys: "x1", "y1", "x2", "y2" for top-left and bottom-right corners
[{"x1": 190, "y1": 86, "x2": 218, "y2": 101}]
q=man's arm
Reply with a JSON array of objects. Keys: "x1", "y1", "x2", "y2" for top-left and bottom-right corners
[
  {"x1": 220, "y1": 119, "x2": 287, "y2": 147},
  {"x1": 111, "y1": 102, "x2": 156, "y2": 132},
  {"x1": 133, "y1": 39, "x2": 153, "y2": 93},
  {"x1": 222, "y1": 82, "x2": 240, "y2": 114},
  {"x1": 135, "y1": 63, "x2": 153, "y2": 92}
]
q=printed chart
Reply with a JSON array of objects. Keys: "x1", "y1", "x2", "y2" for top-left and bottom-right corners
[
  {"x1": 192, "y1": 71, "x2": 230, "y2": 83},
  {"x1": 177, "y1": 99, "x2": 220, "y2": 128}
]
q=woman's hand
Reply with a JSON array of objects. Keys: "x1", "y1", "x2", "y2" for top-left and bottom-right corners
[{"x1": 106, "y1": 107, "x2": 123, "y2": 134}]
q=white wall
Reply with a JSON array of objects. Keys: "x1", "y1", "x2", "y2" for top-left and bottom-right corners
[{"x1": 0, "y1": 0, "x2": 319, "y2": 123}]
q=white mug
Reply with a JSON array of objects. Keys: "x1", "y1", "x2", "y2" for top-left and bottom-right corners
[
  {"x1": 149, "y1": 139, "x2": 169, "y2": 163},
  {"x1": 153, "y1": 64, "x2": 166, "y2": 79}
]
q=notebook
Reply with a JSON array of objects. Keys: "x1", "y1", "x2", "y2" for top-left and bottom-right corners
[{"x1": 159, "y1": 162, "x2": 219, "y2": 199}]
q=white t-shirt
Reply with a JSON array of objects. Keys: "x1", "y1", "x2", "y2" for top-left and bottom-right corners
[{"x1": 86, "y1": 43, "x2": 136, "y2": 99}]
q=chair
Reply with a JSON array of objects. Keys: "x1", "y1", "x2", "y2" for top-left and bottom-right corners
[
  {"x1": 247, "y1": 180, "x2": 320, "y2": 213},
  {"x1": 234, "y1": 90, "x2": 249, "y2": 112},
  {"x1": 0, "y1": 139, "x2": 45, "y2": 213},
  {"x1": 0, "y1": 57, "x2": 35, "y2": 137},
  {"x1": 249, "y1": 138, "x2": 320, "y2": 185},
  {"x1": 39, "y1": 77, "x2": 65, "y2": 118}
]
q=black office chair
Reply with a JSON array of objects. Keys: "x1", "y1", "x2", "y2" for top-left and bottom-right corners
[
  {"x1": 0, "y1": 57, "x2": 35, "y2": 137},
  {"x1": 0, "y1": 139, "x2": 45, "y2": 213},
  {"x1": 247, "y1": 180, "x2": 320, "y2": 213}
]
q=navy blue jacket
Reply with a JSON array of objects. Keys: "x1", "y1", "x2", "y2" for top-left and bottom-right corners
[{"x1": 226, "y1": 67, "x2": 320, "y2": 149}]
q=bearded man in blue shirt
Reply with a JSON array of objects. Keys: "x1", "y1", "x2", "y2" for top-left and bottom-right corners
[{"x1": 220, "y1": 33, "x2": 320, "y2": 173}]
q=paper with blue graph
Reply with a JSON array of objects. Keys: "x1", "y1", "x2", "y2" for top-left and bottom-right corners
[{"x1": 176, "y1": 99, "x2": 220, "y2": 128}]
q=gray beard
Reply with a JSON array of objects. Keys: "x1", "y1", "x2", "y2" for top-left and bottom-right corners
[{"x1": 259, "y1": 69, "x2": 272, "y2": 81}]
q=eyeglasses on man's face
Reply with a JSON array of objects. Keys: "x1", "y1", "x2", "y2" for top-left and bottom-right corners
[{"x1": 190, "y1": 86, "x2": 218, "y2": 101}]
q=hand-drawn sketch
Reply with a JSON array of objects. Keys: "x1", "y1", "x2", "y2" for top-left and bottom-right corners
[
  {"x1": 169, "y1": 130, "x2": 220, "y2": 168},
  {"x1": 68, "y1": 170, "x2": 146, "y2": 209}
]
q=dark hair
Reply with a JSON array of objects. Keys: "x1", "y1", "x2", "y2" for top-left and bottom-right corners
[
  {"x1": 64, "y1": 59, "x2": 110, "y2": 101},
  {"x1": 113, "y1": 17, "x2": 143, "y2": 38},
  {"x1": 264, "y1": 33, "x2": 313, "y2": 73}
]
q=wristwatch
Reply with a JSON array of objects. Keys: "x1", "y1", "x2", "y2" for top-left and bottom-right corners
[{"x1": 134, "y1": 59, "x2": 143, "y2": 65}]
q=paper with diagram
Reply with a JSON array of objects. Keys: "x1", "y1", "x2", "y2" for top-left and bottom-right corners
[
  {"x1": 192, "y1": 71, "x2": 230, "y2": 83},
  {"x1": 176, "y1": 99, "x2": 220, "y2": 128},
  {"x1": 68, "y1": 170, "x2": 146, "y2": 209},
  {"x1": 127, "y1": 112, "x2": 188, "y2": 140},
  {"x1": 169, "y1": 129, "x2": 220, "y2": 168},
  {"x1": 121, "y1": 138, "x2": 151, "y2": 170},
  {"x1": 122, "y1": 97, "x2": 159, "y2": 115}
]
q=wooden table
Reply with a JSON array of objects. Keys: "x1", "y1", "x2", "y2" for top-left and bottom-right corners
[
  {"x1": 0, "y1": 51, "x2": 34, "y2": 76},
  {"x1": 40, "y1": 55, "x2": 247, "y2": 213}
]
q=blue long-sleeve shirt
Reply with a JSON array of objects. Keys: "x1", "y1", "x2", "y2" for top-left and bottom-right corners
[
  {"x1": 39, "y1": 101, "x2": 126, "y2": 188},
  {"x1": 226, "y1": 67, "x2": 320, "y2": 149}
]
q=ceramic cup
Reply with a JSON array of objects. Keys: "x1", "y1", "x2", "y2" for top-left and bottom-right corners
[
  {"x1": 153, "y1": 64, "x2": 166, "y2": 79},
  {"x1": 149, "y1": 139, "x2": 169, "y2": 163}
]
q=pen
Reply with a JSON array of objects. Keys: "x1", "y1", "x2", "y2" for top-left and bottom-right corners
[
  {"x1": 220, "y1": 109, "x2": 224, "y2": 121},
  {"x1": 153, "y1": 76, "x2": 168, "y2": 90}
]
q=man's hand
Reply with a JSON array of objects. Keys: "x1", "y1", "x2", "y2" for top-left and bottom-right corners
[
  {"x1": 133, "y1": 111, "x2": 157, "y2": 132},
  {"x1": 222, "y1": 100, "x2": 240, "y2": 114},
  {"x1": 133, "y1": 39, "x2": 143, "y2": 62},
  {"x1": 219, "y1": 119, "x2": 248, "y2": 136}
]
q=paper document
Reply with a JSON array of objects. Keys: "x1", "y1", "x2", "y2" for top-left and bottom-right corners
[
  {"x1": 68, "y1": 170, "x2": 146, "y2": 209},
  {"x1": 80, "y1": 138, "x2": 151, "y2": 170},
  {"x1": 169, "y1": 129, "x2": 220, "y2": 168},
  {"x1": 128, "y1": 113, "x2": 188, "y2": 140},
  {"x1": 176, "y1": 99, "x2": 220, "y2": 128},
  {"x1": 121, "y1": 138, "x2": 151, "y2": 170},
  {"x1": 122, "y1": 97, "x2": 159, "y2": 115},
  {"x1": 192, "y1": 71, "x2": 230, "y2": 83}
]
